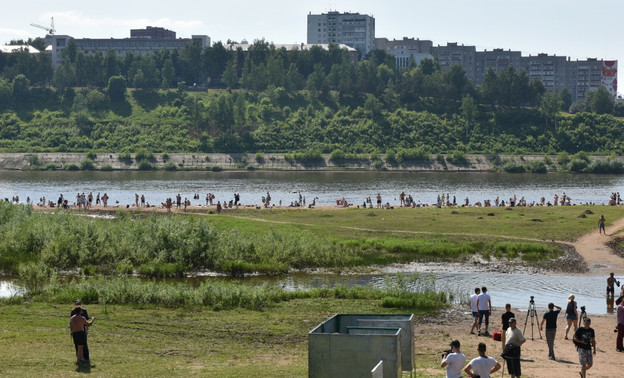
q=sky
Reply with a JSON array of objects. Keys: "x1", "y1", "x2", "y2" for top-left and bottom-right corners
[{"x1": 1, "y1": 0, "x2": 621, "y2": 93}]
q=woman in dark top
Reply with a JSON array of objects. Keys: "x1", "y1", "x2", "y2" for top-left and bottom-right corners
[{"x1": 564, "y1": 294, "x2": 578, "y2": 340}]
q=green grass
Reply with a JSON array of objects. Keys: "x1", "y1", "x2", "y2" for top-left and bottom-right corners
[
  {"x1": 0, "y1": 275, "x2": 447, "y2": 377},
  {"x1": 208, "y1": 205, "x2": 624, "y2": 242},
  {"x1": 3, "y1": 203, "x2": 622, "y2": 277}
]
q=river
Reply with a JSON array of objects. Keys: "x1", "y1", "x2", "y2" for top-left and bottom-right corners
[
  {"x1": 0, "y1": 170, "x2": 622, "y2": 315},
  {"x1": 0, "y1": 170, "x2": 622, "y2": 207}
]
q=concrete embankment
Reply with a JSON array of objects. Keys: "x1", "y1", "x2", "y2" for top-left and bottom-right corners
[{"x1": 0, "y1": 152, "x2": 563, "y2": 171}]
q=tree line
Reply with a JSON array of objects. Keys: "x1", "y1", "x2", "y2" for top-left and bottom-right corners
[{"x1": 0, "y1": 39, "x2": 623, "y2": 155}]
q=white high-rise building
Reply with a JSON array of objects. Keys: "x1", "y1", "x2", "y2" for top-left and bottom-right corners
[{"x1": 307, "y1": 11, "x2": 375, "y2": 56}]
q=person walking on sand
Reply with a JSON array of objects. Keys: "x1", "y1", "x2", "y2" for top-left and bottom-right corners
[
  {"x1": 70, "y1": 306, "x2": 94, "y2": 364},
  {"x1": 598, "y1": 215, "x2": 606, "y2": 235},
  {"x1": 573, "y1": 318, "x2": 596, "y2": 378},
  {"x1": 565, "y1": 294, "x2": 579, "y2": 340},
  {"x1": 469, "y1": 287, "x2": 481, "y2": 334},
  {"x1": 540, "y1": 302, "x2": 562, "y2": 360},
  {"x1": 476, "y1": 286, "x2": 492, "y2": 336}
]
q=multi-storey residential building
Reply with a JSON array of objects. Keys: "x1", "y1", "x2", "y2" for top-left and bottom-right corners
[
  {"x1": 378, "y1": 37, "x2": 617, "y2": 102},
  {"x1": 307, "y1": 11, "x2": 375, "y2": 55},
  {"x1": 474, "y1": 49, "x2": 523, "y2": 84},
  {"x1": 44, "y1": 27, "x2": 210, "y2": 67},
  {"x1": 374, "y1": 38, "x2": 433, "y2": 69}
]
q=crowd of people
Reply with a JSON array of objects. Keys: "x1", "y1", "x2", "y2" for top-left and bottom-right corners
[
  {"x1": 448, "y1": 281, "x2": 624, "y2": 377},
  {"x1": 16, "y1": 189, "x2": 622, "y2": 212}
]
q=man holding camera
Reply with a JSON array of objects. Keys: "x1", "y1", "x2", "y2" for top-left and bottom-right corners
[
  {"x1": 503, "y1": 318, "x2": 526, "y2": 378},
  {"x1": 441, "y1": 339, "x2": 466, "y2": 378},
  {"x1": 463, "y1": 342, "x2": 501, "y2": 378}
]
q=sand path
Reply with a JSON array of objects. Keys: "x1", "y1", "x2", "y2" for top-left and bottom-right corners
[{"x1": 572, "y1": 215, "x2": 624, "y2": 275}]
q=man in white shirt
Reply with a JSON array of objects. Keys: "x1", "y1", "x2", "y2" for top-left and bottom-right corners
[
  {"x1": 504, "y1": 318, "x2": 527, "y2": 378},
  {"x1": 469, "y1": 287, "x2": 481, "y2": 334},
  {"x1": 476, "y1": 286, "x2": 492, "y2": 336},
  {"x1": 464, "y1": 342, "x2": 501, "y2": 378},
  {"x1": 441, "y1": 339, "x2": 466, "y2": 378}
]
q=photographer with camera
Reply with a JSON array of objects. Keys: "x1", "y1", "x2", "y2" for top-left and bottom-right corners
[
  {"x1": 440, "y1": 339, "x2": 465, "y2": 378},
  {"x1": 463, "y1": 342, "x2": 501, "y2": 378}
]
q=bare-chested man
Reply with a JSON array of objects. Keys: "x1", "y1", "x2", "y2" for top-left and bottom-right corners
[{"x1": 70, "y1": 307, "x2": 94, "y2": 364}]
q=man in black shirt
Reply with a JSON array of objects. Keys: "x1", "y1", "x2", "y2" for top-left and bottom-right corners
[
  {"x1": 573, "y1": 318, "x2": 596, "y2": 378},
  {"x1": 70, "y1": 300, "x2": 90, "y2": 362},
  {"x1": 501, "y1": 303, "x2": 514, "y2": 348},
  {"x1": 540, "y1": 302, "x2": 562, "y2": 360}
]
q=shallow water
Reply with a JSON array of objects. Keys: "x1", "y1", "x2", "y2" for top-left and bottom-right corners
[{"x1": 0, "y1": 170, "x2": 622, "y2": 208}]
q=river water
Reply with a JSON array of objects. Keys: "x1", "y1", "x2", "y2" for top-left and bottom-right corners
[
  {"x1": 0, "y1": 171, "x2": 622, "y2": 315},
  {"x1": 0, "y1": 170, "x2": 622, "y2": 207}
]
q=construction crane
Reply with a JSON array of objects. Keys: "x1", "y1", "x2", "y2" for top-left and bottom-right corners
[{"x1": 30, "y1": 17, "x2": 55, "y2": 35}]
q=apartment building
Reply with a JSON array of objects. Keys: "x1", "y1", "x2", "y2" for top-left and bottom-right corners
[
  {"x1": 44, "y1": 27, "x2": 210, "y2": 67},
  {"x1": 378, "y1": 37, "x2": 617, "y2": 102},
  {"x1": 307, "y1": 11, "x2": 375, "y2": 55}
]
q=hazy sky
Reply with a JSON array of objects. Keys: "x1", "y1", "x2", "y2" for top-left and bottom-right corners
[{"x1": 2, "y1": 0, "x2": 621, "y2": 92}]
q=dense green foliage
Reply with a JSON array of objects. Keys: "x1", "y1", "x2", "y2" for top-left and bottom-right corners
[
  {"x1": 1, "y1": 40, "x2": 623, "y2": 154},
  {"x1": 16, "y1": 274, "x2": 448, "y2": 312}
]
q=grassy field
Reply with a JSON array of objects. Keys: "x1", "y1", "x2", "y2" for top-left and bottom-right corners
[
  {"x1": 0, "y1": 297, "x2": 429, "y2": 377},
  {"x1": 5, "y1": 203, "x2": 623, "y2": 278},
  {"x1": 203, "y1": 205, "x2": 624, "y2": 242}
]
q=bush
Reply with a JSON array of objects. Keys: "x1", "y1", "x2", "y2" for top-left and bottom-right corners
[
  {"x1": 135, "y1": 149, "x2": 155, "y2": 162},
  {"x1": 446, "y1": 150, "x2": 469, "y2": 166},
  {"x1": 503, "y1": 161, "x2": 526, "y2": 173},
  {"x1": 163, "y1": 162, "x2": 177, "y2": 171},
  {"x1": 161, "y1": 152, "x2": 169, "y2": 162},
  {"x1": 80, "y1": 158, "x2": 95, "y2": 170},
  {"x1": 64, "y1": 163, "x2": 80, "y2": 171},
  {"x1": 137, "y1": 160, "x2": 155, "y2": 170},
  {"x1": 86, "y1": 151, "x2": 97, "y2": 160},
  {"x1": 255, "y1": 153, "x2": 265, "y2": 165},
  {"x1": 395, "y1": 147, "x2": 430, "y2": 166},
  {"x1": 100, "y1": 164, "x2": 113, "y2": 171},
  {"x1": 525, "y1": 160, "x2": 547, "y2": 173},
  {"x1": 585, "y1": 159, "x2": 624, "y2": 174},
  {"x1": 211, "y1": 166, "x2": 223, "y2": 172},
  {"x1": 118, "y1": 152, "x2": 132, "y2": 164},
  {"x1": 569, "y1": 159, "x2": 588, "y2": 172},
  {"x1": 18, "y1": 262, "x2": 52, "y2": 295},
  {"x1": 557, "y1": 152, "x2": 570, "y2": 165}
]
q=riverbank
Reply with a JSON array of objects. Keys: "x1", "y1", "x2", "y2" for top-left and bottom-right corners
[{"x1": 0, "y1": 152, "x2": 617, "y2": 172}]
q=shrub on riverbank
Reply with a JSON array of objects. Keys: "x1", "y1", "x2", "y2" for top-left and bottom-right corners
[{"x1": 21, "y1": 274, "x2": 449, "y2": 312}]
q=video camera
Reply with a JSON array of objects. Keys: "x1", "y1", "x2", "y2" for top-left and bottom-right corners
[{"x1": 441, "y1": 349, "x2": 452, "y2": 358}]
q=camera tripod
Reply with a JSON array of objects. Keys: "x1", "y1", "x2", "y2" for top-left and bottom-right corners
[
  {"x1": 523, "y1": 296, "x2": 543, "y2": 340},
  {"x1": 579, "y1": 306, "x2": 588, "y2": 324}
]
